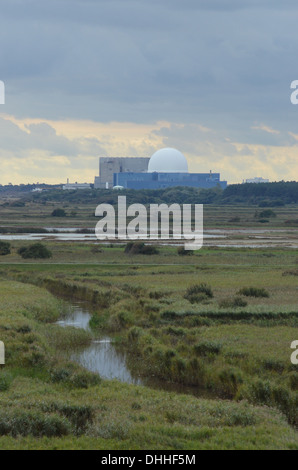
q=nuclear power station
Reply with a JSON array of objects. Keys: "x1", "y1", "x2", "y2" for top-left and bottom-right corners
[
  {"x1": 94, "y1": 157, "x2": 149, "y2": 189},
  {"x1": 94, "y1": 148, "x2": 227, "y2": 190}
]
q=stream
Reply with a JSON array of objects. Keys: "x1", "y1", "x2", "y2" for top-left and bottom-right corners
[
  {"x1": 57, "y1": 302, "x2": 142, "y2": 385},
  {"x1": 56, "y1": 300, "x2": 216, "y2": 398}
]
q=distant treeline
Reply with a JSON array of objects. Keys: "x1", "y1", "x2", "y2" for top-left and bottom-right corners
[
  {"x1": 10, "y1": 181, "x2": 298, "y2": 206},
  {"x1": 223, "y1": 181, "x2": 298, "y2": 205},
  {"x1": 0, "y1": 184, "x2": 61, "y2": 197}
]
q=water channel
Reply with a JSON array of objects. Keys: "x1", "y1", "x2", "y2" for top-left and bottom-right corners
[{"x1": 57, "y1": 300, "x2": 216, "y2": 398}]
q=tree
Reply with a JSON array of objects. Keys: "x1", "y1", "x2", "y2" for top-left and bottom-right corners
[
  {"x1": 18, "y1": 243, "x2": 52, "y2": 259},
  {"x1": 0, "y1": 241, "x2": 11, "y2": 255},
  {"x1": 51, "y1": 208, "x2": 66, "y2": 217}
]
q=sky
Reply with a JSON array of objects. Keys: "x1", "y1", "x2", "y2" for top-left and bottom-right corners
[{"x1": 1, "y1": 0, "x2": 298, "y2": 184}]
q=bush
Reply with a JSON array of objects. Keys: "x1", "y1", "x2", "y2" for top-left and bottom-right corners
[
  {"x1": 237, "y1": 287, "x2": 269, "y2": 298},
  {"x1": 42, "y1": 403, "x2": 94, "y2": 433},
  {"x1": 51, "y1": 367, "x2": 72, "y2": 383},
  {"x1": 288, "y1": 372, "x2": 298, "y2": 391},
  {"x1": 124, "y1": 242, "x2": 158, "y2": 255},
  {"x1": 70, "y1": 370, "x2": 101, "y2": 389},
  {"x1": 184, "y1": 283, "x2": 213, "y2": 303},
  {"x1": 259, "y1": 209, "x2": 277, "y2": 218},
  {"x1": 218, "y1": 367, "x2": 243, "y2": 398},
  {"x1": 18, "y1": 243, "x2": 52, "y2": 259},
  {"x1": 0, "y1": 241, "x2": 11, "y2": 256},
  {"x1": 51, "y1": 208, "x2": 66, "y2": 217},
  {"x1": 262, "y1": 359, "x2": 285, "y2": 373},
  {"x1": 0, "y1": 373, "x2": 12, "y2": 392},
  {"x1": 219, "y1": 296, "x2": 248, "y2": 308},
  {"x1": 193, "y1": 341, "x2": 222, "y2": 356},
  {"x1": 0, "y1": 410, "x2": 72, "y2": 437}
]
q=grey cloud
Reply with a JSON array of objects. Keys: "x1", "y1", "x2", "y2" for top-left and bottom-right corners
[
  {"x1": 0, "y1": 118, "x2": 105, "y2": 157},
  {"x1": 1, "y1": 0, "x2": 298, "y2": 157}
]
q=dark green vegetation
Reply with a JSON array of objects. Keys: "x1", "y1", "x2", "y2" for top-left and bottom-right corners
[
  {"x1": 0, "y1": 241, "x2": 11, "y2": 256},
  {"x1": 51, "y1": 208, "x2": 67, "y2": 217},
  {"x1": 2, "y1": 181, "x2": 298, "y2": 208},
  {"x1": 25, "y1": 181, "x2": 298, "y2": 206},
  {"x1": 237, "y1": 287, "x2": 270, "y2": 298},
  {"x1": 18, "y1": 243, "x2": 52, "y2": 259},
  {"x1": 124, "y1": 242, "x2": 159, "y2": 255}
]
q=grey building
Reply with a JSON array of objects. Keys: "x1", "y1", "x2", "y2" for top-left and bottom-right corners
[{"x1": 94, "y1": 157, "x2": 150, "y2": 189}]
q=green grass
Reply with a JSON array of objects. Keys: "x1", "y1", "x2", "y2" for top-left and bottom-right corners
[{"x1": 0, "y1": 240, "x2": 297, "y2": 449}]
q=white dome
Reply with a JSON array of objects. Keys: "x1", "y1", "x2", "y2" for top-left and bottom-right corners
[{"x1": 148, "y1": 148, "x2": 188, "y2": 173}]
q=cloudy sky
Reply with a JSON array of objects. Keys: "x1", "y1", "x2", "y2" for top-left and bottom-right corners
[{"x1": 1, "y1": 0, "x2": 298, "y2": 184}]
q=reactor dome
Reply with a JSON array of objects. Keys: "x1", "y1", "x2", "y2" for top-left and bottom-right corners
[{"x1": 148, "y1": 148, "x2": 188, "y2": 173}]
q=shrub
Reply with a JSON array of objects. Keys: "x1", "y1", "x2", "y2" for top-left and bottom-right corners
[
  {"x1": 51, "y1": 367, "x2": 72, "y2": 383},
  {"x1": 247, "y1": 379, "x2": 272, "y2": 405},
  {"x1": 18, "y1": 243, "x2": 52, "y2": 259},
  {"x1": 193, "y1": 341, "x2": 222, "y2": 356},
  {"x1": 259, "y1": 209, "x2": 277, "y2": 218},
  {"x1": 0, "y1": 410, "x2": 72, "y2": 437},
  {"x1": 51, "y1": 208, "x2": 66, "y2": 217},
  {"x1": 288, "y1": 372, "x2": 298, "y2": 391},
  {"x1": 149, "y1": 290, "x2": 167, "y2": 299},
  {"x1": 0, "y1": 373, "x2": 12, "y2": 392},
  {"x1": 108, "y1": 310, "x2": 134, "y2": 331},
  {"x1": 124, "y1": 242, "x2": 158, "y2": 255},
  {"x1": 127, "y1": 326, "x2": 144, "y2": 343},
  {"x1": 70, "y1": 370, "x2": 101, "y2": 389},
  {"x1": 22, "y1": 347, "x2": 47, "y2": 368},
  {"x1": 0, "y1": 241, "x2": 11, "y2": 256},
  {"x1": 42, "y1": 403, "x2": 94, "y2": 434},
  {"x1": 218, "y1": 367, "x2": 243, "y2": 398},
  {"x1": 237, "y1": 287, "x2": 269, "y2": 298},
  {"x1": 219, "y1": 296, "x2": 248, "y2": 308},
  {"x1": 262, "y1": 359, "x2": 285, "y2": 373},
  {"x1": 184, "y1": 283, "x2": 213, "y2": 303}
]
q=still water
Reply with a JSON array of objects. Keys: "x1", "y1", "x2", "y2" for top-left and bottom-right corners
[
  {"x1": 57, "y1": 303, "x2": 142, "y2": 385},
  {"x1": 57, "y1": 301, "x2": 215, "y2": 398}
]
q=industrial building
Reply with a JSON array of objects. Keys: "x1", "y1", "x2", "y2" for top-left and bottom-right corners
[
  {"x1": 63, "y1": 181, "x2": 91, "y2": 190},
  {"x1": 94, "y1": 148, "x2": 227, "y2": 190},
  {"x1": 244, "y1": 177, "x2": 269, "y2": 184},
  {"x1": 94, "y1": 157, "x2": 150, "y2": 189}
]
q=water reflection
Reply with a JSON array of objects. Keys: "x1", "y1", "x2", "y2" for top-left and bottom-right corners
[
  {"x1": 71, "y1": 339, "x2": 142, "y2": 385},
  {"x1": 56, "y1": 301, "x2": 216, "y2": 398},
  {"x1": 56, "y1": 305, "x2": 91, "y2": 331},
  {"x1": 57, "y1": 304, "x2": 142, "y2": 384}
]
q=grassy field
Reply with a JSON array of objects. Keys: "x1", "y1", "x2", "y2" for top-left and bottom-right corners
[
  {"x1": 0, "y1": 198, "x2": 298, "y2": 229},
  {"x1": 0, "y1": 280, "x2": 297, "y2": 450}
]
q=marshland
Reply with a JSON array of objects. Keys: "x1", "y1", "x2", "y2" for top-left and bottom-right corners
[{"x1": 0, "y1": 195, "x2": 297, "y2": 449}]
